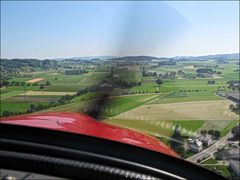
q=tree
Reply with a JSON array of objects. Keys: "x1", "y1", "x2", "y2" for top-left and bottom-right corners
[
  {"x1": 20, "y1": 81, "x2": 25, "y2": 86},
  {"x1": 45, "y1": 81, "x2": 51, "y2": 86},
  {"x1": 200, "y1": 130, "x2": 207, "y2": 135},
  {"x1": 2, "y1": 110, "x2": 10, "y2": 117},
  {"x1": 213, "y1": 130, "x2": 221, "y2": 139},
  {"x1": 208, "y1": 130, "x2": 214, "y2": 135},
  {"x1": 27, "y1": 104, "x2": 36, "y2": 113},
  {"x1": 231, "y1": 125, "x2": 240, "y2": 140},
  {"x1": 156, "y1": 79, "x2": 163, "y2": 86},
  {"x1": 229, "y1": 104, "x2": 235, "y2": 110},
  {"x1": 169, "y1": 125, "x2": 184, "y2": 155},
  {"x1": 39, "y1": 84, "x2": 45, "y2": 89}
]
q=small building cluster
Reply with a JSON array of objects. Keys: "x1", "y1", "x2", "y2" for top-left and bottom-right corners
[
  {"x1": 216, "y1": 144, "x2": 240, "y2": 177},
  {"x1": 187, "y1": 134, "x2": 213, "y2": 152},
  {"x1": 226, "y1": 93, "x2": 240, "y2": 103}
]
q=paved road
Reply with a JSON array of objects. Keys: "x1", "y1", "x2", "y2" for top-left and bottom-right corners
[{"x1": 187, "y1": 132, "x2": 232, "y2": 163}]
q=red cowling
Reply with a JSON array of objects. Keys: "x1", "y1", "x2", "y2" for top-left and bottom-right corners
[{"x1": 0, "y1": 112, "x2": 178, "y2": 157}]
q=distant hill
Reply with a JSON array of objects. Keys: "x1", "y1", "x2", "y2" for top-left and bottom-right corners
[
  {"x1": 49, "y1": 53, "x2": 239, "y2": 61},
  {"x1": 1, "y1": 59, "x2": 57, "y2": 74},
  {"x1": 174, "y1": 53, "x2": 239, "y2": 61},
  {"x1": 109, "y1": 53, "x2": 239, "y2": 61},
  {"x1": 68, "y1": 56, "x2": 117, "y2": 61},
  {"x1": 110, "y1": 56, "x2": 162, "y2": 61}
]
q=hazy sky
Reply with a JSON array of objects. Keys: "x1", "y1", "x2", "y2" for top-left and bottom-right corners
[{"x1": 1, "y1": 1, "x2": 239, "y2": 59}]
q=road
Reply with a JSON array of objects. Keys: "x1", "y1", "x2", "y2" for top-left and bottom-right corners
[{"x1": 187, "y1": 132, "x2": 232, "y2": 163}]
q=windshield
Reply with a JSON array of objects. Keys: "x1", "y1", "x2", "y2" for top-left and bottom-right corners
[{"x1": 0, "y1": 1, "x2": 239, "y2": 179}]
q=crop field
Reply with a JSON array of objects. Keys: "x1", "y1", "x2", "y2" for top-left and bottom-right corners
[
  {"x1": 105, "y1": 119, "x2": 205, "y2": 138},
  {"x1": 4, "y1": 96, "x2": 60, "y2": 103},
  {"x1": 105, "y1": 119, "x2": 174, "y2": 137},
  {"x1": 26, "y1": 78, "x2": 45, "y2": 83},
  {"x1": 114, "y1": 70, "x2": 142, "y2": 82},
  {"x1": 130, "y1": 77, "x2": 157, "y2": 93},
  {"x1": 19, "y1": 91, "x2": 76, "y2": 96},
  {"x1": 110, "y1": 100, "x2": 238, "y2": 121},
  {"x1": 102, "y1": 94, "x2": 159, "y2": 117},
  {"x1": 1, "y1": 90, "x2": 24, "y2": 100},
  {"x1": 1, "y1": 102, "x2": 48, "y2": 116},
  {"x1": 40, "y1": 100, "x2": 88, "y2": 113},
  {"x1": 40, "y1": 94, "x2": 159, "y2": 117}
]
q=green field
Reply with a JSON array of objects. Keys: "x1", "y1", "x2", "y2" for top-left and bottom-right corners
[
  {"x1": 220, "y1": 120, "x2": 239, "y2": 137},
  {"x1": 1, "y1": 102, "x2": 49, "y2": 116},
  {"x1": 201, "y1": 158, "x2": 218, "y2": 164},
  {"x1": 105, "y1": 119, "x2": 205, "y2": 138},
  {"x1": 102, "y1": 94, "x2": 158, "y2": 117},
  {"x1": 174, "y1": 120, "x2": 205, "y2": 133},
  {"x1": 105, "y1": 119, "x2": 174, "y2": 137},
  {"x1": 202, "y1": 165, "x2": 231, "y2": 178}
]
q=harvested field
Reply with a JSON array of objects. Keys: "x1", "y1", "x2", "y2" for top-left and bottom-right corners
[
  {"x1": 19, "y1": 91, "x2": 76, "y2": 96},
  {"x1": 111, "y1": 100, "x2": 238, "y2": 121},
  {"x1": 184, "y1": 65, "x2": 195, "y2": 69},
  {"x1": 4, "y1": 96, "x2": 59, "y2": 102},
  {"x1": 26, "y1": 78, "x2": 45, "y2": 83}
]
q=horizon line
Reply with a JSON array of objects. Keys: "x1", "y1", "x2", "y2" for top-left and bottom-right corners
[{"x1": 1, "y1": 52, "x2": 239, "y2": 60}]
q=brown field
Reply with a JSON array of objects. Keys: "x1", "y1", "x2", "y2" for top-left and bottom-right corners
[
  {"x1": 111, "y1": 100, "x2": 238, "y2": 121},
  {"x1": 26, "y1": 78, "x2": 45, "y2": 83},
  {"x1": 184, "y1": 65, "x2": 195, "y2": 69},
  {"x1": 4, "y1": 96, "x2": 59, "y2": 102},
  {"x1": 19, "y1": 91, "x2": 76, "y2": 96}
]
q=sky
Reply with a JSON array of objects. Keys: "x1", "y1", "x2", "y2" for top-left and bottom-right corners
[{"x1": 1, "y1": 1, "x2": 239, "y2": 59}]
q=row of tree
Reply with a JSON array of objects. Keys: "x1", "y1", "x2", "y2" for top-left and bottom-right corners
[
  {"x1": 200, "y1": 129, "x2": 221, "y2": 139},
  {"x1": 169, "y1": 125, "x2": 185, "y2": 156},
  {"x1": 142, "y1": 71, "x2": 157, "y2": 77},
  {"x1": 112, "y1": 80, "x2": 142, "y2": 88},
  {"x1": 0, "y1": 80, "x2": 52, "y2": 88},
  {"x1": 229, "y1": 104, "x2": 240, "y2": 114},
  {"x1": 231, "y1": 124, "x2": 240, "y2": 140},
  {"x1": 158, "y1": 72, "x2": 176, "y2": 79},
  {"x1": 65, "y1": 69, "x2": 88, "y2": 75},
  {"x1": 0, "y1": 80, "x2": 27, "y2": 87},
  {"x1": 207, "y1": 80, "x2": 216, "y2": 85},
  {"x1": 179, "y1": 89, "x2": 208, "y2": 92}
]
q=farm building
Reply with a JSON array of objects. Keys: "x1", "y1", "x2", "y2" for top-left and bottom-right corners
[
  {"x1": 229, "y1": 160, "x2": 240, "y2": 177},
  {"x1": 188, "y1": 139, "x2": 203, "y2": 152},
  {"x1": 216, "y1": 145, "x2": 240, "y2": 160},
  {"x1": 198, "y1": 134, "x2": 212, "y2": 147},
  {"x1": 226, "y1": 93, "x2": 240, "y2": 103},
  {"x1": 232, "y1": 83, "x2": 240, "y2": 89}
]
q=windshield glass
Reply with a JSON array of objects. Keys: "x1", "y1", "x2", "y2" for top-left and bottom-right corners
[{"x1": 1, "y1": 1, "x2": 239, "y2": 179}]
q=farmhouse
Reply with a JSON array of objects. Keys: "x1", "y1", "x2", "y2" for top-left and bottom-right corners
[
  {"x1": 188, "y1": 139, "x2": 203, "y2": 152},
  {"x1": 199, "y1": 134, "x2": 212, "y2": 147},
  {"x1": 97, "y1": 83, "x2": 113, "y2": 91},
  {"x1": 226, "y1": 93, "x2": 240, "y2": 103}
]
